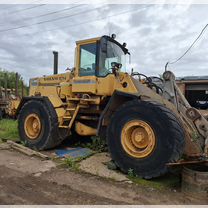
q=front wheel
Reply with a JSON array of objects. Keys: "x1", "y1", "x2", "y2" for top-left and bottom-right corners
[{"x1": 107, "y1": 100, "x2": 185, "y2": 179}]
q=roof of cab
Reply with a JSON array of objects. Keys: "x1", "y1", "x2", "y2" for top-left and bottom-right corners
[{"x1": 76, "y1": 37, "x2": 101, "y2": 45}]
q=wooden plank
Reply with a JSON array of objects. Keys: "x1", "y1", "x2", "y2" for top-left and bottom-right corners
[{"x1": 7, "y1": 140, "x2": 49, "y2": 160}]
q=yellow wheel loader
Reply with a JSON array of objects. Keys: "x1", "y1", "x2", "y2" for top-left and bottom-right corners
[{"x1": 15, "y1": 35, "x2": 208, "y2": 179}]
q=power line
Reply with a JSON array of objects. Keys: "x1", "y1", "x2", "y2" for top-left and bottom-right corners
[
  {"x1": 0, "y1": 3, "x2": 84, "y2": 26},
  {"x1": 7, "y1": 4, "x2": 46, "y2": 15},
  {"x1": 0, "y1": 5, "x2": 153, "y2": 66},
  {"x1": 25, "y1": 2, "x2": 84, "y2": 21},
  {"x1": 165, "y1": 23, "x2": 208, "y2": 70},
  {"x1": 0, "y1": 4, "x2": 153, "y2": 35},
  {"x1": 0, "y1": 4, "x2": 108, "y2": 33},
  {"x1": 0, "y1": 0, "x2": 43, "y2": 11},
  {"x1": 44, "y1": 5, "x2": 153, "y2": 34},
  {"x1": 30, "y1": 0, "x2": 45, "y2": 3},
  {"x1": 1, "y1": 5, "x2": 153, "y2": 78}
]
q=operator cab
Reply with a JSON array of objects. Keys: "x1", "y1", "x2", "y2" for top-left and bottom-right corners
[{"x1": 75, "y1": 34, "x2": 129, "y2": 77}]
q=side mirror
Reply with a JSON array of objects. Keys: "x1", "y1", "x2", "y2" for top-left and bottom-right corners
[{"x1": 111, "y1": 62, "x2": 122, "y2": 69}]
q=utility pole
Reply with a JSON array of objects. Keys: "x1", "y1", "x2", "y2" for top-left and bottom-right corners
[
  {"x1": 4, "y1": 73, "x2": 7, "y2": 99},
  {"x1": 21, "y1": 80, "x2": 24, "y2": 98},
  {"x1": 15, "y1": 72, "x2": 19, "y2": 97},
  {"x1": 0, "y1": 80, "x2": 2, "y2": 98}
]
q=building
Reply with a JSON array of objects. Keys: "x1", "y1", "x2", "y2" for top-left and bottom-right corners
[{"x1": 176, "y1": 76, "x2": 208, "y2": 110}]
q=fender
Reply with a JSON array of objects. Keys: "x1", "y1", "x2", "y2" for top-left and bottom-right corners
[
  {"x1": 97, "y1": 90, "x2": 139, "y2": 136},
  {"x1": 16, "y1": 96, "x2": 56, "y2": 116}
]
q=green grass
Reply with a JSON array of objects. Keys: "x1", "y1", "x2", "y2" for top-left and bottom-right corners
[
  {"x1": 62, "y1": 152, "x2": 94, "y2": 171},
  {"x1": 64, "y1": 157, "x2": 80, "y2": 171},
  {"x1": 128, "y1": 173, "x2": 180, "y2": 190},
  {"x1": 0, "y1": 119, "x2": 19, "y2": 141}
]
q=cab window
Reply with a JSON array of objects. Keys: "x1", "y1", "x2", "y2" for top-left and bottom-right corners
[
  {"x1": 98, "y1": 40, "x2": 126, "y2": 77},
  {"x1": 79, "y1": 43, "x2": 97, "y2": 76}
]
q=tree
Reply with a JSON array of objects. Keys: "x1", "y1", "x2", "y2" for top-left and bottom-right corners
[{"x1": 0, "y1": 68, "x2": 28, "y2": 96}]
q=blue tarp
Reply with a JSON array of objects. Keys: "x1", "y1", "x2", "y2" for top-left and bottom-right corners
[{"x1": 55, "y1": 147, "x2": 92, "y2": 159}]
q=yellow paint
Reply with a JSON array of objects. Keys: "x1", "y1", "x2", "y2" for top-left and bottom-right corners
[
  {"x1": 74, "y1": 38, "x2": 100, "y2": 77},
  {"x1": 75, "y1": 121, "x2": 97, "y2": 136},
  {"x1": 72, "y1": 76, "x2": 97, "y2": 94},
  {"x1": 121, "y1": 120, "x2": 156, "y2": 158},
  {"x1": 55, "y1": 107, "x2": 67, "y2": 124},
  {"x1": 47, "y1": 95, "x2": 63, "y2": 108},
  {"x1": 29, "y1": 72, "x2": 71, "y2": 96},
  {"x1": 76, "y1": 37, "x2": 100, "y2": 45},
  {"x1": 97, "y1": 73, "x2": 138, "y2": 95},
  {"x1": 24, "y1": 113, "x2": 41, "y2": 140},
  {"x1": 6, "y1": 99, "x2": 21, "y2": 116},
  {"x1": 60, "y1": 82, "x2": 72, "y2": 99}
]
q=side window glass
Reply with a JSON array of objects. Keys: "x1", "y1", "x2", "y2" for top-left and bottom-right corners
[{"x1": 79, "y1": 43, "x2": 96, "y2": 76}]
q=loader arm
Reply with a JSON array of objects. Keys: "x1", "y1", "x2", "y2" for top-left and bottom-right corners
[{"x1": 162, "y1": 71, "x2": 208, "y2": 157}]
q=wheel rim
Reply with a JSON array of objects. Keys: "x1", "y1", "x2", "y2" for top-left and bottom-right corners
[
  {"x1": 121, "y1": 120, "x2": 156, "y2": 158},
  {"x1": 24, "y1": 113, "x2": 42, "y2": 140}
]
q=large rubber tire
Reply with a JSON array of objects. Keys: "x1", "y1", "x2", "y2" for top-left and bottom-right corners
[
  {"x1": 18, "y1": 99, "x2": 67, "y2": 150},
  {"x1": 107, "y1": 100, "x2": 185, "y2": 179}
]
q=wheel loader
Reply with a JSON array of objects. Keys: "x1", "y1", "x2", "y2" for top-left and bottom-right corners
[{"x1": 14, "y1": 34, "x2": 208, "y2": 179}]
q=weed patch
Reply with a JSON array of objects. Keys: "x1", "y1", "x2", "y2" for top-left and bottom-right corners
[
  {"x1": 0, "y1": 119, "x2": 19, "y2": 141},
  {"x1": 74, "y1": 136, "x2": 107, "y2": 153},
  {"x1": 63, "y1": 152, "x2": 94, "y2": 171},
  {"x1": 64, "y1": 157, "x2": 80, "y2": 170},
  {"x1": 128, "y1": 172, "x2": 180, "y2": 190}
]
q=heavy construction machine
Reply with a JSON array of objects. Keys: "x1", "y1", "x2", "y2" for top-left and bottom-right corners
[
  {"x1": 15, "y1": 35, "x2": 208, "y2": 179},
  {"x1": 0, "y1": 72, "x2": 24, "y2": 119}
]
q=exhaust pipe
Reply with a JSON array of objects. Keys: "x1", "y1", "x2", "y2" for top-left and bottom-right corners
[{"x1": 53, "y1": 51, "x2": 58, "y2": 75}]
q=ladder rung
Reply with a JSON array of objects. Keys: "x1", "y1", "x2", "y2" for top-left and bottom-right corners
[
  {"x1": 62, "y1": 103, "x2": 68, "y2": 106},
  {"x1": 67, "y1": 97, "x2": 80, "y2": 101},
  {"x1": 63, "y1": 116, "x2": 72, "y2": 119},
  {"x1": 59, "y1": 125, "x2": 68, "y2": 128},
  {"x1": 67, "y1": 97, "x2": 96, "y2": 102},
  {"x1": 66, "y1": 108, "x2": 76, "y2": 111}
]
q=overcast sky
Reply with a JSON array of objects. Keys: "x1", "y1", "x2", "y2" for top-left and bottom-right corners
[{"x1": 0, "y1": 3, "x2": 208, "y2": 84}]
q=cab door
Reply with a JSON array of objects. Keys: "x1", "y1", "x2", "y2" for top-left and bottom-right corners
[{"x1": 72, "y1": 39, "x2": 99, "y2": 94}]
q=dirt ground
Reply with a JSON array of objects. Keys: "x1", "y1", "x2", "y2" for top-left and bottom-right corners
[{"x1": 0, "y1": 148, "x2": 207, "y2": 205}]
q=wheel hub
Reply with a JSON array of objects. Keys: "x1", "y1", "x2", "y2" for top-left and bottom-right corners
[
  {"x1": 24, "y1": 113, "x2": 41, "y2": 140},
  {"x1": 121, "y1": 120, "x2": 156, "y2": 158}
]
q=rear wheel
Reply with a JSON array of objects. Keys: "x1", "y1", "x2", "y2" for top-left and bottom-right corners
[
  {"x1": 18, "y1": 99, "x2": 68, "y2": 150},
  {"x1": 107, "y1": 100, "x2": 185, "y2": 179}
]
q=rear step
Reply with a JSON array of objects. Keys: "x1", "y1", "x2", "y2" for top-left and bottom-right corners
[
  {"x1": 63, "y1": 116, "x2": 72, "y2": 120},
  {"x1": 59, "y1": 125, "x2": 68, "y2": 128},
  {"x1": 66, "y1": 108, "x2": 76, "y2": 111},
  {"x1": 59, "y1": 105, "x2": 80, "y2": 129}
]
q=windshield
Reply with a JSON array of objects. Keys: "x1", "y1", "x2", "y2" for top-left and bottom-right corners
[{"x1": 98, "y1": 40, "x2": 127, "y2": 77}]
